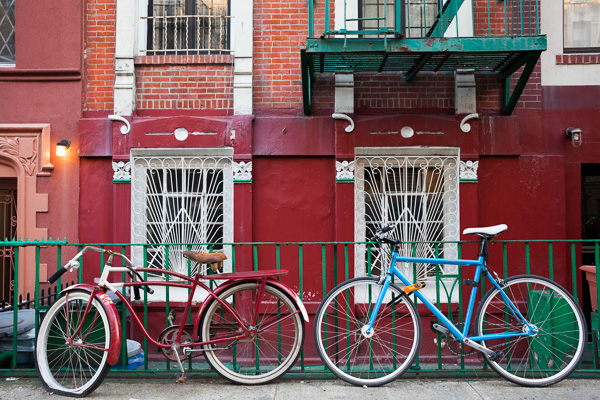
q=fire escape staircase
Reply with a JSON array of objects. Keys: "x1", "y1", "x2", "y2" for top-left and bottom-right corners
[{"x1": 301, "y1": 0, "x2": 547, "y2": 115}]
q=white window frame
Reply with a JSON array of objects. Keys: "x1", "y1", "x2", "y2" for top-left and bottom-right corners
[
  {"x1": 130, "y1": 147, "x2": 234, "y2": 302},
  {"x1": 354, "y1": 147, "x2": 460, "y2": 302}
]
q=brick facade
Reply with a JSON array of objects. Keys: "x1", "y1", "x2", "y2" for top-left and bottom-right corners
[
  {"x1": 84, "y1": 0, "x2": 117, "y2": 111},
  {"x1": 135, "y1": 55, "x2": 234, "y2": 111}
]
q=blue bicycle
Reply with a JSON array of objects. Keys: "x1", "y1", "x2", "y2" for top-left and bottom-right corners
[{"x1": 314, "y1": 224, "x2": 586, "y2": 387}]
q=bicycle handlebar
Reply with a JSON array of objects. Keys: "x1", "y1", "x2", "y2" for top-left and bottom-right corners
[
  {"x1": 370, "y1": 224, "x2": 400, "y2": 245},
  {"x1": 47, "y1": 246, "x2": 155, "y2": 295}
]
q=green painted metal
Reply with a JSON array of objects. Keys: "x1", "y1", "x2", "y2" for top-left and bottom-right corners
[
  {"x1": 501, "y1": 51, "x2": 541, "y2": 115},
  {"x1": 427, "y1": 0, "x2": 466, "y2": 38},
  {"x1": 306, "y1": 36, "x2": 547, "y2": 54},
  {"x1": 4, "y1": 238, "x2": 600, "y2": 377},
  {"x1": 301, "y1": 0, "x2": 546, "y2": 115}
]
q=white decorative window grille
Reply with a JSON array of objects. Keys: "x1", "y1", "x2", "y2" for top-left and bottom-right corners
[
  {"x1": 355, "y1": 147, "x2": 459, "y2": 298},
  {"x1": 131, "y1": 148, "x2": 233, "y2": 279},
  {"x1": 0, "y1": 0, "x2": 15, "y2": 64},
  {"x1": 143, "y1": 0, "x2": 230, "y2": 55}
]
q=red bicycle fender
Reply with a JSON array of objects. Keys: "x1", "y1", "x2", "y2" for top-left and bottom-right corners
[
  {"x1": 192, "y1": 280, "x2": 309, "y2": 338},
  {"x1": 60, "y1": 284, "x2": 122, "y2": 365}
]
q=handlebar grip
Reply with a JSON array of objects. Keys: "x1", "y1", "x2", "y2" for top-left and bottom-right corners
[
  {"x1": 380, "y1": 224, "x2": 394, "y2": 234},
  {"x1": 48, "y1": 267, "x2": 68, "y2": 284}
]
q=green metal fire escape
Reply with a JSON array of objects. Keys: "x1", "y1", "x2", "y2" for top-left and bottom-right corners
[{"x1": 301, "y1": 0, "x2": 547, "y2": 115}]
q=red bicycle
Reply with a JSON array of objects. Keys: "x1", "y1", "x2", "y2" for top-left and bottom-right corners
[{"x1": 35, "y1": 246, "x2": 308, "y2": 397}]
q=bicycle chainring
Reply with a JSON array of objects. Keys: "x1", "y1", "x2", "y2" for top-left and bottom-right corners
[{"x1": 158, "y1": 325, "x2": 194, "y2": 362}]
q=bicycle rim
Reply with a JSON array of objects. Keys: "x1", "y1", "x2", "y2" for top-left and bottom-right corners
[
  {"x1": 201, "y1": 282, "x2": 304, "y2": 384},
  {"x1": 314, "y1": 277, "x2": 421, "y2": 386},
  {"x1": 36, "y1": 291, "x2": 111, "y2": 397},
  {"x1": 476, "y1": 275, "x2": 586, "y2": 386}
]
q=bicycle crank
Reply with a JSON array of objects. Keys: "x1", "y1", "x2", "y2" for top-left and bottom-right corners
[{"x1": 158, "y1": 325, "x2": 194, "y2": 362}]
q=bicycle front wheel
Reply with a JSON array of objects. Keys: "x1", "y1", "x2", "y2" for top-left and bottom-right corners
[
  {"x1": 314, "y1": 277, "x2": 421, "y2": 387},
  {"x1": 475, "y1": 275, "x2": 586, "y2": 387},
  {"x1": 200, "y1": 281, "x2": 305, "y2": 384},
  {"x1": 36, "y1": 290, "x2": 112, "y2": 397}
]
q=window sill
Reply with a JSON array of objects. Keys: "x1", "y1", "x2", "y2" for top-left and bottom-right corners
[
  {"x1": 556, "y1": 54, "x2": 600, "y2": 65},
  {"x1": 135, "y1": 54, "x2": 234, "y2": 66}
]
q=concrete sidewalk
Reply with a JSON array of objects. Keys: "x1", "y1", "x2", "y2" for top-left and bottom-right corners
[{"x1": 1, "y1": 377, "x2": 600, "y2": 400}]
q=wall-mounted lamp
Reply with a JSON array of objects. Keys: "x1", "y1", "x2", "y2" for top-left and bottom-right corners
[
  {"x1": 56, "y1": 140, "x2": 71, "y2": 157},
  {"x1": 565, "y1": 127, "x2": 582, "y2": 148}
]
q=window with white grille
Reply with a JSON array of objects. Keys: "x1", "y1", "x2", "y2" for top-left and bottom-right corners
[
  {"x1": 142, "y1": 0, "x2": 230, "y2": 55},
  {"x1": 131, "y1": 148, "x2": 233, "y2": 281},
  {"x1": 355, "y1": 147, "x2": 459, "y2": 300}
]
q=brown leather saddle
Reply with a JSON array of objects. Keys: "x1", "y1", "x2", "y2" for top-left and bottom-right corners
[
  {"x1": 182, "y1": 250, "x2": 227, "y2": 273},
  {"x1": 182, "y1": 250, "x2": 288, "y2": 280}
]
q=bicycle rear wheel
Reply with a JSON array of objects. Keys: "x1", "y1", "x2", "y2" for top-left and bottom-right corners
[
  {"x1": 200, "y1": 281, "x2": 304, "y2": 384},
  {"x1": 36, "y1": 290, "x2": 112, "y2": 397},
  {"x1": 475, "y1": 275, "x2": 586, "y2": 387},
  {"x1": 314, "y1": 277, "x2": 421, "y2": 387}
]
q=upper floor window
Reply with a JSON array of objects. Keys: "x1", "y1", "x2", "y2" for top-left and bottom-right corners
[
  {"x1": 0, "y1": 0, "x2": 15, "y2": 64},
  {"x1": 564, "y1": 0, "x2": 600, "y2": 52},
  {"x1": 144, "y1": 0, "x2": 230, "y2": 55},
  {"x1": 358, "y1": 0, "x2": 440, "y2": 37}
]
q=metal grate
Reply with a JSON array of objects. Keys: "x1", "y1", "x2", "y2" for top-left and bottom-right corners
[
  {"x1": 355, "y1": 151, "x2": 459, "y2": 282},
  {"x1": 131, "y1": 154, "x2": 233, "y2": 277},
  {"x1": 144, "y1": 0, "x2": 230, "y2": 55},
  {"x1": 0, "y1": 188, "x2": 16, "y2": 303},
  {"x1": 0, "y1": 0, "x2": 15, "y2": 64}
]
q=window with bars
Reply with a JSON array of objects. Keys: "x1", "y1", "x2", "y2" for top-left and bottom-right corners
[
  {"x1": 355, "y1": 149, "x2": 459, "y2": 300},
  {"x1": 359, "y1": 0, "x2": 440, "y2": 37},
  {"x1": 145, "y1": 0, "x2": 230, "y2": 55},
  {"x1": 0, "y1": 0, "x2": 15, "y2": 64},
  {"x1": 564, "y1": 0, "x2": 600, "y2": 52},
  {"x1": 131, "y1": 150, "x2": 233, "y2": 280}
]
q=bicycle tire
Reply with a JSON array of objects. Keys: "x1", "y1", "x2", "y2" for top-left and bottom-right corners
[
  {"x1": 475, "y1": 275, "x2": 586, "y2": 387},
  {"x1": 200, "y1": 281, "x2": 305, "y2": 384},
  {"x1": 35, "y1": 290, "x2": 112, "y2": 397},
  {"x1": 314, "y1": 277, "x2": 421, "y2": 386}
]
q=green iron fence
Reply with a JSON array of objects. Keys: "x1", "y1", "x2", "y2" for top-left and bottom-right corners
[{"x1": 1, "y1": 238, "x2": 600, "y2": 378}]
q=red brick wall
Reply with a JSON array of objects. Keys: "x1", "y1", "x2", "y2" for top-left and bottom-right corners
[
  {"x1": 84, "y1": 0, "x2": 117, "y2": 111},
  {"x1": 135, "y1": 55, "x2": 234, "y2": 110},
  {"x1": 254, "y1": 0, "x2": 332, "y2": 110}
]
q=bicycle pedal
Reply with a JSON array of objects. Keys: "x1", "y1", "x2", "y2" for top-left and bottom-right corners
[
  {"x1": 404, "y1": 282, "x2": 425, "y2": 294},
  {"x1": 430, "y1": 322, "x2": 450, "y2": 335}
]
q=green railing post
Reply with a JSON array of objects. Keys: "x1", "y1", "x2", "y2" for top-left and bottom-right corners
[{"x1": 11, "y1": 246, "x2": 19, "y2": 369}]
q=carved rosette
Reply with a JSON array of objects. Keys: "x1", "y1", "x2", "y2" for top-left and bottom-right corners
[
  {"x1": 233, "y1": 161, "x2": 252, "y2": 182},
  {"x1": 460, "y1": 160, "x2": 479, "y2": 182}
]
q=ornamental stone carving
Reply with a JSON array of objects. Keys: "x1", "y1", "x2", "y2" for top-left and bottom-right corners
[
  {"x1": 460, "y1": 160, "x2": 479, "y2": 181},
  {"x1": 112, "y1": 161, "x2": 131, "y2": 181},
  {"x1": 233, "y1": 161, "x2": 252, "y2": 182},
  {"x1": 336, "y1": 160, "x2": 355, "y2": 181}
]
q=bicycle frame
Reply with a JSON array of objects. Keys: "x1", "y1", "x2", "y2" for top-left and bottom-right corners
[
  {"x1": 61, "y1": 246, "x2": 305, "y2": 359},
  {"x1": 365, "y1": 245, "x2": 538, "y2": 352}
]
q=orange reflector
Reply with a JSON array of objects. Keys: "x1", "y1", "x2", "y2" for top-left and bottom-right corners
[{"x1": 404, "y1": 282, "x2": 425, "y2": 294}]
